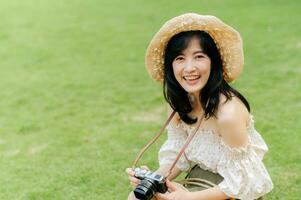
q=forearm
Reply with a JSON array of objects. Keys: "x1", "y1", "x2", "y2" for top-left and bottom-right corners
[{"x1": 189, "y1": 186, "x2": 229, "y2": 200}]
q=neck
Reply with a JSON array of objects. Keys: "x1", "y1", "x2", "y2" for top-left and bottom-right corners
[{"x1": 188, "y1": 92, "x2": 202, "y2": 110}]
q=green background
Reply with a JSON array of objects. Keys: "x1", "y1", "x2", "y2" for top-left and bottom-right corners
[{"x1": 0, "y1": 0, "x2": 300, "y2": 199}]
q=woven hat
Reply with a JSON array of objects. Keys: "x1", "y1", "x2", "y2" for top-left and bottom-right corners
[{"x1": 145, "y1": 13, "x2": 244, "y2": 83}]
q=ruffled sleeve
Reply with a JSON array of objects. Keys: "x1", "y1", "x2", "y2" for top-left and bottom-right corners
[
  {"x1": 158, "y1": 123, "x2": 190, "y2": 171},
  {"x1": 217, "y1": 137, "x2": 273, "y2": 199}
]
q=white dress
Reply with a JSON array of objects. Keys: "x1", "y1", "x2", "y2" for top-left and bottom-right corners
[{"x1": 158, "y1": 115, "x2": 273, "y2": 200}]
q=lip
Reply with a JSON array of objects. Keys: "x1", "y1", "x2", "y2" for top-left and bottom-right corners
[{"x1": 183, "y1": 75, "x2": 200, "y2": 85}]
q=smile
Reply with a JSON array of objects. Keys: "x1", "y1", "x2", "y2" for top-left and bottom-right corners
[{"x1": 183, "y1": 75, "x2": 200, "y2": 81}]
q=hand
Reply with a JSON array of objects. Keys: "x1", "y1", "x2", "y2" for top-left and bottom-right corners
[
  {"x1": 125, "y1": 165, "x2": 150, "y2": 189},
  {"x1": 155, "y1": 180, "x2": 192, "y2": 200}
]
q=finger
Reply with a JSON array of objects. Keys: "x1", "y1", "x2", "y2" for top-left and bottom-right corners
[
  {"x1": 130, "y1": 182, "x2": 138, "y2": 188},
  {"x1": 166, "y1": 179, "x2": 177, "y2": 192},
  {"x1": 129, "y1": 176, "x2": 140, "y2": 184},
  {"x1": 155, "y1": 192, "x2": 169, "y2": 200},
  {"x1": 126, "y1": 168, "x2": 134, "y2": 176}
]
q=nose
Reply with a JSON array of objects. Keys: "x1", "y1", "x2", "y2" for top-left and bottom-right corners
[{"x1": 184, "y1": 59, "x2": 196, "y2": 72}]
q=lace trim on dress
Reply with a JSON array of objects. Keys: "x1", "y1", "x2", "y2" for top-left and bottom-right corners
[
  {"x1": 169, "y1": 114, "x2": 256, "y2": 152},
  {"x1": 165, "y1": 114, "x2": 268, "y2": 167}
]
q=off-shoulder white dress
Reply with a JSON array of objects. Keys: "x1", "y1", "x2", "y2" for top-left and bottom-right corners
[{"x1": 159, "y1": 115, "x2": 273, "y2": 200}]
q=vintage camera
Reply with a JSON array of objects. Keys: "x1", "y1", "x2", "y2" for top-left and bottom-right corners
[{"x1": 133, "y1": 168, "x2": 168, "y2": 200}]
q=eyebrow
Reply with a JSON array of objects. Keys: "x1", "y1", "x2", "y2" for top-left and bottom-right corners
[
  {"x1": 177, "y1": 50, "x2": 205, "y2": 56},
  {"x1": 193, "y1": 50, "x2": 205, "y2": 54}
]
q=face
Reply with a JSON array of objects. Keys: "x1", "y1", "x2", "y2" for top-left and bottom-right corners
[{"x1": 172, "y1": 37, "x2": 211, "y2": 95}]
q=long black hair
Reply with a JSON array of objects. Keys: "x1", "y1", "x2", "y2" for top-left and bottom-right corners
[{"x1": 163, "y1": 31, "x2": 250, "y2": 124}]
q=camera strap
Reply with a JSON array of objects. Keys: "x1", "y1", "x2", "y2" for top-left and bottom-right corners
[
  {"x1": 132, "y1": 110, "x2": 176, "y2": 169},
  {"x1": 132, "y1": 110, "x2": 205, "y2": 179},
  {"x1": 166, "y1": 114, "x2": 204, "y2": 178}
]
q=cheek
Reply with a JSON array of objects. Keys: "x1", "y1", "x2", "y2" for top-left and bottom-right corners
[
  {"x1": 172, "y1": 64, "x2": 182, "y2": 79},
  {"x1": 200, "y1": 61, "x2": 211, "y2": 76}
]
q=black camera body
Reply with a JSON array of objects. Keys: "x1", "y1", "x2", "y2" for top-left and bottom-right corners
[{"x1": 133, "y1": 168, "x2": 168, "y2": 200}]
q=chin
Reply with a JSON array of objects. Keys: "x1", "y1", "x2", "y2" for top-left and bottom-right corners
[
  {"x1": 179, "y1": 78, "x2": 207, "y2": 93},
  {"x1": 183, "y1": 85, "x2": 204, "y2": 94}
]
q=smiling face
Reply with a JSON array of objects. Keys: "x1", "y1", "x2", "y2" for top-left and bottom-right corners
[{"x1": 172, "y1": 36, "x2": 211, "y2": 96}]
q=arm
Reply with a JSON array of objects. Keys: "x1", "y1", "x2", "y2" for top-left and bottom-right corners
[
  {"x1": 215, "y1": 98, "x2": 273, "y2": 199},
  {"x1": 189, "y1": 186, "x2": 229, "y2": 200},
  {"x1": 156, "y1": 181, "x2": 230, "y2": 200}
]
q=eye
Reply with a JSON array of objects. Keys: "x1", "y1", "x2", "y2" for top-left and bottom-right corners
[
  {"x1": 175, "y1": 56, "x2": 184, "y2": 61},
  {"x1": 195, "y1": 54, "x2": 205, "y2": 59}
]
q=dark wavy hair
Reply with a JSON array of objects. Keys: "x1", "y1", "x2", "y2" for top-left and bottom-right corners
[{"x1": 163, "y1": 31, "x2": 250, "y2": 124}]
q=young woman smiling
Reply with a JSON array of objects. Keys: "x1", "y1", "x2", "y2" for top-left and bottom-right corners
[{"x1": 126, "y1": 13, "x2": 273, "y2": 200}]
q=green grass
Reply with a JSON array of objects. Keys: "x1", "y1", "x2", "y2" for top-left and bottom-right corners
[{"x1": 0, "y1": 0, "x2": 300, "y2": 199}]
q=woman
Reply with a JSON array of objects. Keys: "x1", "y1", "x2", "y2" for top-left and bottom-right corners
[{"x1": 127, "y1": 13, "x2": 273, "y2": 200}]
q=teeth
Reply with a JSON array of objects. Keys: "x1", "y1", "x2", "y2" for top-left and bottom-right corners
[{"x1": 184, "y1": 75, "x2": 200, "y2": 80}]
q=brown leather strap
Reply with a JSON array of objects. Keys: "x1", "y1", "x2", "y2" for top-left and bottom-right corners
[
  {"x1": 165, "y1": 114, "x2": 204, "y2": 178},
  {"x1": 132, "y1": 110, "x2": 176, "y2": 168},
  {"x1": 132, "y1": 110, "x2": 204, "y2": 179}
]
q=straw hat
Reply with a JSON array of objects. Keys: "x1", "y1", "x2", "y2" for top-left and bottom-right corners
[{"x1": 145, "y1": 13, "x2": 244, "y2": 83}]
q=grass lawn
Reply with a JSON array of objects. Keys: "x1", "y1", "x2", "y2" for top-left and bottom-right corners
[{"x1": 0, "y1": 0, "x2": 300, "y2": 199}]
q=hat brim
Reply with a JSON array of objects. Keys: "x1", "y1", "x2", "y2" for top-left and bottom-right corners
[{"x1": 145, "y1": 13, "x2": 244, "y2": 83}]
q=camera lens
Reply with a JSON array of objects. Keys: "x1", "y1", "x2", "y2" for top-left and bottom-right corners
[{"x1": 134, "y1": 178, "x2": 156, "y2": 200}]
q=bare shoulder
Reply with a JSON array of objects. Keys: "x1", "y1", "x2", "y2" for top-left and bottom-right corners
[
  {"x1": 217, "y1": 94, "x2": 249, "y2": 123},
  {"x1": 215, "y1": 94, "x2": 250, "y2": 147}
]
